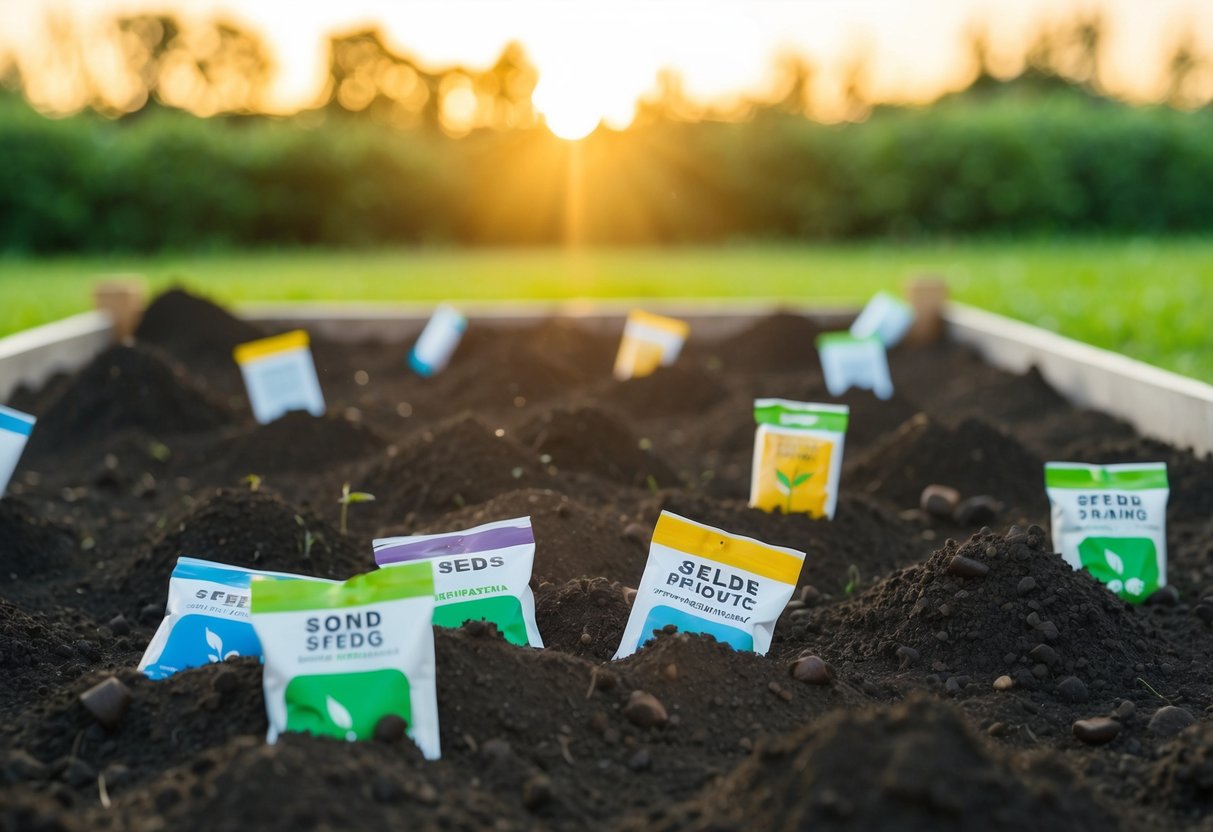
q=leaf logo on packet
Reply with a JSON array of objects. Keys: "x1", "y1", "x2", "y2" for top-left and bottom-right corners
[
  {"x1": 816, "y1": 333, "x2": 893, "y2": 400},
  {"x1": 0, "y1": 404, "x2": 36, "y2": 496},
  {"x1": 750, "y1": 399, "x2": 848, "y2": 519},
  {"x1": 138, "y1": 557, "x2": 333, "y2": 680},
  {"x1": 250, "y1": 564, "x2": 441, "y2": 759},
  {"x1": 373, "y1": 516, "x2": 543, "y2": 648},
  {"x1": 1045, "y1": 462, "x2": 1170, "y2": 604},
  {"x1": 613, "y1": 310, "x2": 690, "y2": 381},
  {"x1": 233, "y1": 330, "x2": 326, "y2": 424},
  {"x1": 409, "y1": 304, "x2": 467, "y2": 377},
  {"x1": 613, "y1": 512, "x2": 805, "y2": 660}
]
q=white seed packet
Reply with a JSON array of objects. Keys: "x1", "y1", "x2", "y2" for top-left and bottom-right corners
[
  {"x1": 138, "y1": 557, "x2": 332, "y2": 680},
  {"x1": 816, "y1": 333, "x2": 893, "y2": 400},
  {"x1": 613, "y1": 511, "x2": 805, "y2": 660},
  {"x1": 408, "y1": 304, "x2": 467, "y2": 377},
  {"x1": 233, "y1": 330, "x2": 326, "y2": 424},
  {"x1": 374, "y1": 516, "x2": 543, "y2": 648},
  {"x1": 850, "y1": 291, "x2": 915, "y2": 347},
  {"x1": 613, "y1": 310, "x2": 690, "y2": 381},
  {"x1": 0, "y1": 404, "x2": 35, "y2": 496},
  {"x1": 250, "y1": 564, "x2": 440, "y2": 759},
  {"x1": 1045, "y1": 462, "x2": 1169, "y2": 604}
]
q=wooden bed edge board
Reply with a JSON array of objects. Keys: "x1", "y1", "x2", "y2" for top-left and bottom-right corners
[
  {"x1": 945, "y1": 302, "x2": 1213, "y2": 456},
  {"x1": 0, "y1": 311, "x2": 115, "y2": 401}
]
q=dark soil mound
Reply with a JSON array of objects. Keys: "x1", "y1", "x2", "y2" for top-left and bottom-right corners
[
  {"x1": 122, "y1": 489, "x2": 364, "y2": 610},
  {"x1": 535, "y1": 577, "x2": 633, "y2": 661},
  {"x1": 27, "y1": 345, "x2": 234, "y2": 456},
  {"x1": 802, "y1": 527, "x2": 1169, "y2": 701},
  {"x1": 846, "y1": 415, "x2": 1047, "y2": 518},
  {"x1": 407, "y1": 488, "x2": 643, "y2": 584},
  {"x1": 0, "y1": 497, "x2": 77, "y2": 581},
  {"x1": 208, "y1": 411, "x2": 387, "y2": 479},
  {"x1": 625, "y1": 694, "x2": 1114, "y2": 832},
  {"x1": 651, "y1": 493, "x2": 928, "y2": 597},
  {"x1": 135, "y1": 288, "x2": 263, "y2": 394},
  {"x1": 517, "y1": 404, "x2": 679, "y2": 488},
  {"x1": 430, "y1": 337, "x2": 585, "y2": 411},
  {"x1": 708, "y1": 312, "x2": 830, "y2": 373},
  {"x1": 1147, "y1": 721, "x2": 1213, "y2": 821},
  {"x1": 605, "y1": 365, "x2": 733, "y2": 419},
  {"x1": 361, "y1": 415, "x2": 548, "y2": 522},
  {"x1": 523, "y1": 318, "x2": 618, "y2": 380}
]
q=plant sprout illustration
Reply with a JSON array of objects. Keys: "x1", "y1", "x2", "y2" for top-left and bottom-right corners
[
  {"x1": 1083, "y1": 546, "x2": 1148, "y2": 599},
  {"x1": 774, "y1": 468, "x2": 812, "y2": 513},
  {"x1": 337, "y1": 482, "x2": 376, "y2": 535},
  {"x1": 204, "y1": 627, "x2": 239, "y2": 663},
  {"x1": 326, "y1": 695, "x2": 358, "y2": 741}
]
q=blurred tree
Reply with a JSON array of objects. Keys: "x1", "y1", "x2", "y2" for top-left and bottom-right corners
[
  {"x1": 1165, "y1": 34, "x2": 1210, "y2": 110},
  {"x1": 772, "y1": 53, "x2": 814, "y2": 115}
]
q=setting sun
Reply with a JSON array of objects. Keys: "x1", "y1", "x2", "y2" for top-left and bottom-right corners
[{"x1": 533, "y1": 74, "x2": 601, "y2": 139}]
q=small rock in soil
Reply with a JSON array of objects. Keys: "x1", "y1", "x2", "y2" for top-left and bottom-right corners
[
  {"x1": 946, "y1": 555, "x2": 989, "y2": 578},
  {"x1": 522, "y1": 774, "x2": 553, "y2": 811},
  {"x1": 1146, "y1": 585, "x2": 1180, "y2": 605},
  {"x1": 895, "y1": 645, "x2": 919, "y2": 670},
  {"x1": 920, "y1": 484, "x2": 961, "y2": 518},
  {"x1": 623, "y1": 691, "x2": 668, "y2": 729},
  {"x1": 993, "y1": 675, "x2": 1014, "y2": 692},
  {"x1": 1016, "y1": 577, "x2": 1036, "y2": 596},
  {"x1": 106, "y1": 614, "x2": 131, "y2": 636},
  {"x1": 1056, "y1": 676, "x2": 1088, "y2": 703},
  {"x1": 61, "y1": 757, "x2": 97, "y2": 788},
  {"x1": 373, "y1": 714, "x2": 408, "y2": 743},
  {"x1": 1148, "y1": 706, "x2": 1195, "y2": 738},
  {"x1": 1029, "y1": 644, "x2": 1060, "y2": 667},
  {"x1": 953, "y1": 496, "x2": 998, "y2": 527},
  {"x1": 1115, "y1": 700, "x2": 1136, "y2": 721},
  {"x1": 622, "y1": 523, "x2": 649, "y2": 545},
  {"x1": 627, "y1": 749, "x2": 652, "y2": 772},
  {"x1": 79, "y1": 676, "x2": 132, "y2": 730},
  {"x1": 789, "y1": 655, "x2": 834, "y2": 686},
  {"x1": 1073, "y1": 717, "x2": 1120, "y2": 745}
]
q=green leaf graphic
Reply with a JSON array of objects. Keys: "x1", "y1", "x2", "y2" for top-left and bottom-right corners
[
  {"x1": 776, "y1": 470, "x2": 792, "y2": 489},
  {"x1": 793, "y1": 473, "x2": 812, "y2": 487},
  {"x1": 1078, "y1": 537, "x2": 1159, "y2": 604}
]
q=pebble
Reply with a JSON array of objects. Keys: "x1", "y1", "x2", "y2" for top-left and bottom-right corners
[
  {"x1": 373, "y1": 714, "x2": 408, "y2": 743},
  {"x1": 987, "y1": 722, "x2": 1007, "y2": 737},
  {"x1": 799, "y1": 585, "x2": 821, "y2": 605},
  {"x1": 1146, "y1": 586, "x2": 1180, "y2": 605},
  {"x1": 623, "y1": 691, "x2": 669, "y2": 728},
  {"x1": 1025, "y1": 611, "x2": 1042, "y2": 628},
  {"x1": 107, "y1": 614, "x2": 131, "y2": 637},
  {"x1": 79, "y1": 677, "x2": 132, "y2": 730},
  {"x1": 993, "y1": 675, "x2": 1014, "y2": 691},
  {"x1": 1016, "y1": 577, "x2": 1036, "y2": 596},
  {"x1": 1056, "y1": 676, "x2": 1089, "y2": 703},
  {"x1": 622, "y1": 523, "x2": 649, "y2": 545},
  {"x1": 1115, "y1": 700, "x2": 1136, "y2": 721},
  {"x1": 1148, "y1": 706, "x2": 1195, "y2": 738},
  {"x1": 522, "y1": 774, "x2": 553, "y2": 810},
  {"x1": 1038, "y1": 621, "x2": 1060, "y2": 642},
  {"x1": 60, "y1": 758, "x2": 96, "y2": 788},
  {"x1": 579, "y1": 633, "x2": 593, "y2": 646},
  {"x1": 789, "y1": 655, "x2": 834, "y2": 686},
  {"x1": 1029, "y1": 644, "x2": 1060, "y2": 667},
  {"x1": 954, "y1": 496, "x2": 998, "y2": 527},
  {"x1": 895, "y1": 645, "x2": 919, "y2": 670},
  {"x1": 1073, "y1": 717, "x2": 1120, "y2": 745},
  {"x1": 663, "y1": 663, "x2": 679, "y2": 681},
  {"x1": 920, "y1": 484, "x2": 961, "y2": 518},
  {"x1": 139, "y1": 602, "x2": 162, "y2": 624},
  {"x1": 627, "y1": 749, "x2": 652, "y2": 772}
]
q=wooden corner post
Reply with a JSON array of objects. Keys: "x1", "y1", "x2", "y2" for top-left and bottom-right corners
[
  {"x1": 92, "y1": 277, "x2": 147, "y2": 341},
  {"x1": 904, "y1": 276, "x2": 949, "y2": 344}
]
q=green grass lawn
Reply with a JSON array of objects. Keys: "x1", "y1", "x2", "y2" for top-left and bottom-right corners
[{"x1": 0, "y1": 238, "x2": 1209, "y2": 381}]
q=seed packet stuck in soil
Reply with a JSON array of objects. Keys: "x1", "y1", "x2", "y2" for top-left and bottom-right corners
[
  {"x1": 373, "y1": 517, "x2": 543, "y2": 648},
  {"x1": 250, "y1": 564, "x2": 440, "y2": 759},
  {"x1": 138, "y1": 557, "x2": 332, "y2": 681},
  {"x1": 817, "y1": 332, "x2": 893, "y2": 400},
  {"x1": 850, "y1": 291, "x2": 915, "y2": 347},
  {"x1": 409, "y1": 304, "x2": 467, "y2": 377},
  {"x1": 749, "y1": 399, "x2": 848, "y2": 519},
  {"x1": 0, "y1": 403, "x2": 35, "y2": 495},
  {"x1": 1046, "y1": 461, "x2": 1170, "y2": 604},
  {"x1": 233, "y1": 329, "x2": 326, "y2": 424},
  {"x1": 613, "y1": 511, "x2": 805, "y2": 660},
  {"x1": 613, "y1": 310, "x2": 690, "y2": 380}
]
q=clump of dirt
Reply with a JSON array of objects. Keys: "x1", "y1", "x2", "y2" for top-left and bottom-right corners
[
  {"x1": 517, "y1": 404, "x2": 680, "y2": 488},
  {"x1": 605, "y1": 365, "x2": 733, "y2": 419},
  {"x1": 207, "y1": 411, "x2": 387, "y2": 479},
  {"x1": 0, "y1": 497, "x2": 78, "y2": 581},
  {"x1": 624, "y1": 693, "x2": 1115, "y2": 832},
  {"x1": 360, "y1": 415, "x2": 548, "y2": 522},
  {"x1": 846, "y1": 415, "x2": 1048, "y2": 517},
  {"x1": 26, "y1": 345, "x2": 235, "y2": 457},
  {"x1": 535, "y1": 577, "x2": 633, "y2": 660},
  {"x1": 801, "y1": 527, "x2": 1169, "y2": 700},
  {"x1": 406, "y1": 488, "x2": 643, "y2": 584},
  {"x1": 122, "y1": 488, "x2": 364, "y2": 611}
]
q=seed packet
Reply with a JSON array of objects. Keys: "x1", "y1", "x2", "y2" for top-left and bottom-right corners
[
  {"x1": 749, "y1": 399, "x2": 848, "y2": 520},
  {"x1": 0, "y1": 404, "x2": 35, "y2": 496},
  {"x1": 817, "y1": 333, "x2": 894, "y2": 400},
  {"x1": 613, "y1": 310, "x2": 690, "y2": 381},
  {"x1": 409, "y1": 304, "x2": 467, "y2": 377},
  {"x1": 138, "y1": 557, "x2": 331, "y2": 681},
  {"x1": 250, "y1": 563, "x2": 440, "y2": 759},
  {"x1": 1045, "y1": 462, "x2": 1169, "y2": 604},
  {"x1": 233, "y1": 329, "x2": 326, "y2": 424},
  {"x1": 850, "y1": 291, "x2": 915, "y2": 347},
  {"x1": 613, "y1": 511, "x2": 805, "y2": 660},
  {"x1": 373, "y1": 517, "x2": 543, "y2": 648}
]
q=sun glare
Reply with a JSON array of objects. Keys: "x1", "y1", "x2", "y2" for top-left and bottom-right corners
[{"x1": 533, "y1": 75, "x2": 601, "y2": 140}]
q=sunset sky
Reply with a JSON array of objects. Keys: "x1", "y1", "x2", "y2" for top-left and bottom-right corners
[{"x1": 3, "y1": 0, "x2": 1211, "y2": 130}]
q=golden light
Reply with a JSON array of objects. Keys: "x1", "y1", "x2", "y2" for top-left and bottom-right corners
[{"x1": 532, "y1": 74, "x2": 600, "y2": 140}]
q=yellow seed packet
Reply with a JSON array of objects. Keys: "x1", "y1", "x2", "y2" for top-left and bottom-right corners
[
  {"x1": 613, "y1": 310, "x2": 690, "y2": 381},
  {"x1": 749, "y1": 399, "x2": 848, "y2": 519}
]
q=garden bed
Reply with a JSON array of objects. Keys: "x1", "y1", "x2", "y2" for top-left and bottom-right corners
[{"x1": 2, "y1": 289, "x2": 1212, "y2": 831}]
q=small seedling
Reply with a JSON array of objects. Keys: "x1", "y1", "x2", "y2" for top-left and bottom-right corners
[
  {"x1": 242, "y1": 474, "x2": 263, "y2": 493},
  {"x1": 645, "y1": 474, "x2": 660, "y2": 494},
  {"x1": 775, "y1": 468, "x2": 813, "y2": 513},
  {"x1": 843, "y1": 564, "x2": 862, "y2": 596},
  {"x1": 337, "y1": 482, "x2": 375, "y2": 535},
  {"x1": 1136, "y1": 676, "x2": 1171, "y2": 704},
  {"x1": 148, "y1": 441, "x2": 171, "y2": 463},
  {"x1": 302, "y1": 529, "x2": 316, "y2": 559}
]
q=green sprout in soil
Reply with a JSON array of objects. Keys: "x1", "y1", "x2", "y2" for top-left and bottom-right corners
[
  {"x1": 337, "y1": 482, "x2": 376, "y2": 535},
  {"x1": 844, "y1": 564, "x2": 862, "y2": 597},
  {"x1": 776, "y1": 467, "x2": 812, "y2": 514},
  {"x1": 242, "y1": 474, "x2": 262, "y2": 493},
  {"x1": 1136, "y1": 677, "x2": 1171, "y2": 704}
]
